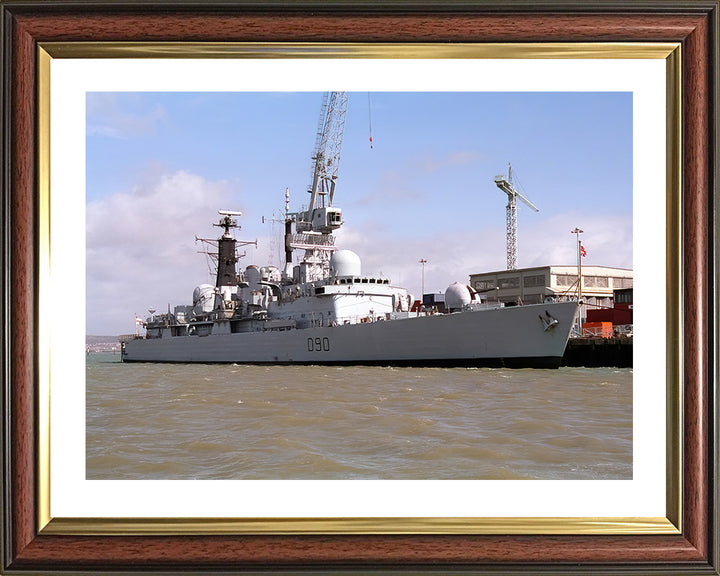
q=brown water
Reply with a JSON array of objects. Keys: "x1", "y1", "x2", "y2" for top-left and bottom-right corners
[{"x1": 86, "y1": 354, "x2": 632, "y2": 480}]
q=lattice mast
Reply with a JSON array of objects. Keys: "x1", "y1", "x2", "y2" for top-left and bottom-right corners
[
  {"x1": 289, "y1": 92, "x2": 349, "y2": 281},
  {"x1": 195, "y1": 210, "x2": 257, "y2": 285},
  {"x1": 494, "y1": 163, "x2": 539, "y2": 270}
]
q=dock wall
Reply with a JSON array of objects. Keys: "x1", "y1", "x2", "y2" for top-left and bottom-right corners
[{"x1": 561, "y1": 337, "x2": 632, "y2": 368}]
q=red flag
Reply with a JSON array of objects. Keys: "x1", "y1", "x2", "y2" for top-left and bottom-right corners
[{"x1": 580, "y1": 244, "x2": 587, "y2": 257}]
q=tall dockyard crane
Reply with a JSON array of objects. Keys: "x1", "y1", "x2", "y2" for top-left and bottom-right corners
[
  {"x1": 494, "y1": 163, "x2": 539, "y2": 271},
  {"x1": 288, "y1": 92, "x2": 349, "y2": 282},
  {"x1": 295, "y1": 91, "x2": 348, "y2": 235}
]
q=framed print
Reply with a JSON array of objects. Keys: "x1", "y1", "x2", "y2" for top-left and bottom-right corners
[
  {"x1": 51, "y1": 58, "x2": 654, "y2": 520},
  {"x1": 1, "y1": 1, "x2": 717, "y2": 574}
]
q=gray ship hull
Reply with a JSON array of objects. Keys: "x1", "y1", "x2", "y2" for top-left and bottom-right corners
[{"x1": 122, "y1": 301, "x2": 578, "y2": 368}]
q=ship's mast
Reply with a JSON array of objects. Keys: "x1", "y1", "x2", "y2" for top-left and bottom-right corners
[
  {"x1": 213, "y1": 211, "x2": 242, "y2": 287},
  {"x1": 283, "y1": 188, "x2": 293, "y2": 267},
  {"x1": 196, "y1": 210, "x2": 256, "y2": 288}
]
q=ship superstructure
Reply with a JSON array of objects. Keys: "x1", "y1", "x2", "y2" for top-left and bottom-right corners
[{"x1": 121, "y1": 92, "x2": 578, "y2": 367}]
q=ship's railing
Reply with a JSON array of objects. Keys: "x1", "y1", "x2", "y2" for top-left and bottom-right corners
[
  {"x1": 289, "y1": 233, "x2": 337, "y2": 251},
  {"x1": 574, "y1": 324, "x2": 633, "y2": 338},
  {"x1": 582, "y1": 326, "x2": 609, "y2": 338},
  {"x1": 614, "y1": 324, "x2": 633, "y2": 337},
  {"x1": 333, "y1": 311, "x2": 410, "y2": 325},
  {"x1": 461, "y1": 302, "x2": 505, "y2": 312}
]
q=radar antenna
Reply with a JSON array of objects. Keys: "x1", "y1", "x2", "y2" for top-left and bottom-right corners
[{"x1": 214, "y1": 210, "x2": 242, "y2": 237}]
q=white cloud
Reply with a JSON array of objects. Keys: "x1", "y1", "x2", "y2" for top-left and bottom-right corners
[
  {"x1": 87, "y1": 94, "x2": 168, "y2": 139},
  {"x1": 335, "y1": 224, "x2": 506, "y2": 300},
  {"x1": 351, "y1": 170, "x2": 425, "y2": 208},
  {"x1": 86, "y1": 171, "x2": 241, "y2": 334},
  {"x1": 520, "y1": 212, "x2": 633, "y2": 270},
  {"x1": 418, "y1": 150, "x2": 484, "y2": 173},
  {"x1": 350, "y1": 149, "x2": 483, "y2": 209},
  {"x1": 88, "y1": 171, "x2": 633, "y2": 335},
  {"x1": 334, "y1": 209, "x2": 632, "y2": 300}
]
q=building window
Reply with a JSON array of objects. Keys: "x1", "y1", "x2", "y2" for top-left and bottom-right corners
[
  {"x1": 616, "y1": 290, "x2": 633, "y2": 304},
  {"x1": 584, "y1": 276, "x2": 609, "y2": 288},
  {"x1": 474, "y1": 279, "x2": 495, "y2": 290},
  {"x1": 554, "y1": 274, "x2": 578, "y2": 286},
  {"x1": 523, "y1": 274, "x2": 546, "y2": 288},
  {"x1": 612, "y1": 277, "x2": 633, "y2": 289},
  {"x1": 498, "y1": 276, "x2": 520, "y2": 289}
]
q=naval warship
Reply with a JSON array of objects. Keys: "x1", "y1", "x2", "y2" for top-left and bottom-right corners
[{"x1": 120, "y1": 93, "x2": 578, "y2": 367}]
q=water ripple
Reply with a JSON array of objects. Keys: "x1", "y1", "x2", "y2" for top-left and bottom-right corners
[{"x1": 87, "y1": 356, "x2": 632, "y2": 480}]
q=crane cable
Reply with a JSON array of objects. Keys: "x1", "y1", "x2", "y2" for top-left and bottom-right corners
[{"x1": 368, "y1": 92, "x2": 373, "y2": 150}]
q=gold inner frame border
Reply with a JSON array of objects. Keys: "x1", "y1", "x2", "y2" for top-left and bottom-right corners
[{"x1": 36, "y1": 41, "x2": 681, "y2": 536}]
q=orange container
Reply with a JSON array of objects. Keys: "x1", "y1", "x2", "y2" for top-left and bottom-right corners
[{"x1": 583, "y1": 321, "x2": 614, "y2": 338}]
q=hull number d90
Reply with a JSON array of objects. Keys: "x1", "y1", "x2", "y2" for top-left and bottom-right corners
[{"x1": 307, "y1": 337, "x2": 330, "y2": 352}]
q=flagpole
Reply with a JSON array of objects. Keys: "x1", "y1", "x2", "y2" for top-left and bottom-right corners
[{"x1": 571, "y1": 228, "x2": 584, "y2": 334}]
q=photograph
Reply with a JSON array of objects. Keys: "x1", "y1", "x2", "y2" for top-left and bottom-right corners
[
  {"x1": 85, "y1": 90, "x2": 633, "y2": 481},
  {"x1": 2, "y1": 0, "x2": 716, "y2": 573}
]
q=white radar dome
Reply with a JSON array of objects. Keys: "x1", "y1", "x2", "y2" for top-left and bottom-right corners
[
  {"x1": 445, "y1": 282, "x2": 473, "y2": 311},
  {"x1": 244, "y1": 265, "x2": 262, "y2": 290},
  {"x1": 330, "y1": 250, "x2": 361, "y2": 278},
  {"x1": 192, "y1": 284, "x2": 215, "y2": 314},
  {"x1": 261, "y1": 266, "x2": 282, "y2": 283}
]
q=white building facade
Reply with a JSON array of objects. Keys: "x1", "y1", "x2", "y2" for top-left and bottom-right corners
[{"x1": 469, "y1": 265, "x2": 633, "y2": 313}]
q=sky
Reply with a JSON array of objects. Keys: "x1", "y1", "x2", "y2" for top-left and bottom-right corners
[{"x1": 86, "y1": 91, "x2": 632, "y2": 335}]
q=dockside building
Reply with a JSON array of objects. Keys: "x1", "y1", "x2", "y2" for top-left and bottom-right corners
[{"x1": 468, "y1": 265, "x2": 633, "y2": 320}]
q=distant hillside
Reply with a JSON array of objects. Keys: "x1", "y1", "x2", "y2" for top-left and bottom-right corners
[
  {"x1": 86, "y1": 335, "x2": 122, "y2": 353},
  {"x1": 86, "y1": 335, "x2": 119, "y2": 345}
]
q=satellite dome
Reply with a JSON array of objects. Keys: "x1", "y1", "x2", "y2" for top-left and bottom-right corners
[
  {"x1": 244, "y1": 265, "x2": 262, "y2": 290},
  {"x1": 445, "y1": 282, "x2": 473, "y2": 311},
  {"x1": 261, "y1": 266, "x2": 282, "y2": 283},
  {"x1": 330, "y1": 250, "x2": 361, "y2": 278},
  {"x1": 192, "y1": 284, "x2": 215, "y2": 314}
]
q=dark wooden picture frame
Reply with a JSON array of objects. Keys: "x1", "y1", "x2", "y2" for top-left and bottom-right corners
[{"x1": 2, "y1": 1, "x2": 717, "y2": 573}]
